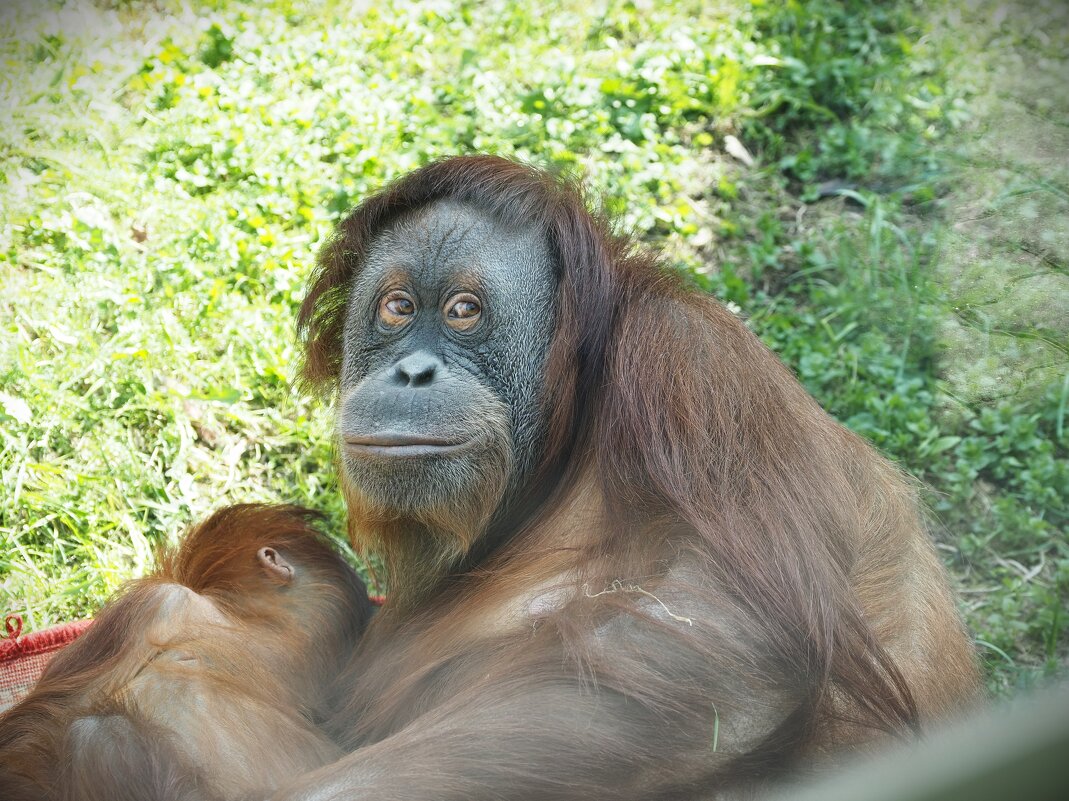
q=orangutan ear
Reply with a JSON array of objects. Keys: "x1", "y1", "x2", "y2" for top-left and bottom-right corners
[{"x1": 256, "y1": 547, "x2": 294, "y2": 584}]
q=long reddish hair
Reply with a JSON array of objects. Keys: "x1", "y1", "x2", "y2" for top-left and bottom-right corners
[{"x1": 300, "y1": 156, "x2": 919, "y2": 752}]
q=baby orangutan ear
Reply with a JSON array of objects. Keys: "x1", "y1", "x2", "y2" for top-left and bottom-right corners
[{"x1": 257, "y1": 547, "x2": 294, "y2": 584}]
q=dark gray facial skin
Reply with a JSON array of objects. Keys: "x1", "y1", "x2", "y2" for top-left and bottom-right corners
[{"x1": 337, "y1": 201, "x2": 557, "y2": 525}]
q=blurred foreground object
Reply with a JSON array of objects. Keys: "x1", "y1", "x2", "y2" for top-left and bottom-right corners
[{"x1": 765, "y1": 681, "x2": 1069, "y2": 801}]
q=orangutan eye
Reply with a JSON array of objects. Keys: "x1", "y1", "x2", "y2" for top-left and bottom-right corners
[
  {"x1": 379, "y1": 292, "x2": 415, "y2": 327},
  {"x1": 444, "y1": 293, "x2": 481, "y2": 331}
]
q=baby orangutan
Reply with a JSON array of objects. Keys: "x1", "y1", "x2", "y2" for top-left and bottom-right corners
[{"x1": 0, "y1": 504, "x2": 373, "y2": 801}]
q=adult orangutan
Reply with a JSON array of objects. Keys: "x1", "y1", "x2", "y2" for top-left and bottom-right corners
[
  {"x1": 283, "y1": 154, "x2": 980, "y2": 800},
  {"x1": 0, "y1": 504, "x2": 373, "y2": 801}
]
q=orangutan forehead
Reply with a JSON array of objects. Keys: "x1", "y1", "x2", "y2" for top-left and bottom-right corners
[{"x1": 362, "y1": 200, "x2": 551, "y2": 287}]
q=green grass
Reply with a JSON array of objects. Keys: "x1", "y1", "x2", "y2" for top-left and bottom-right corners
[{"x1": 0, "y1": 0, "x2": 1065, "y2": 697}]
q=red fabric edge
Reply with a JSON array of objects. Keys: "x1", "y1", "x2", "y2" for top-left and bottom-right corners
[{"x1": 0, "y1": 619, "x2": 93, "y2": 663}]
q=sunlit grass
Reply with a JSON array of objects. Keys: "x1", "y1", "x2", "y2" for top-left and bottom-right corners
[{"x1": 0, "y1": 0, "x2": 1064, "y2": 694}]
